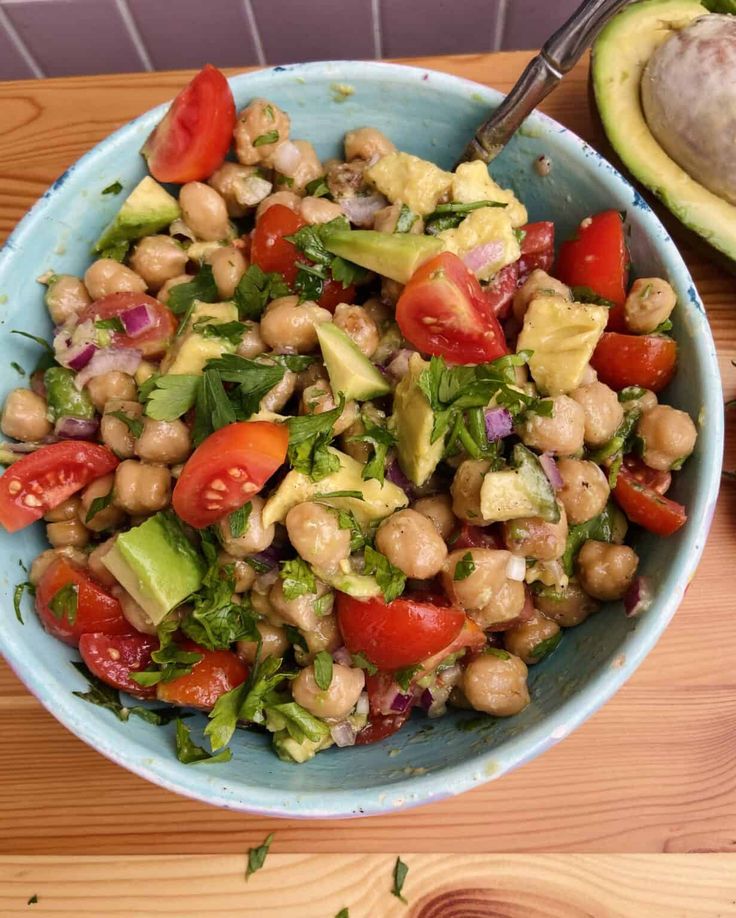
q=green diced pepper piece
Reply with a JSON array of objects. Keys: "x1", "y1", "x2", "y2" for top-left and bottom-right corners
[{"x1": 44, "y1": 367, "x2": 95, "y2": 421}]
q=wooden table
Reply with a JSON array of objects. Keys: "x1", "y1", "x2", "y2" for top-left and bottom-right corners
[{"x1": 1, "y1": 52, "x2": 735, "y2": 916}]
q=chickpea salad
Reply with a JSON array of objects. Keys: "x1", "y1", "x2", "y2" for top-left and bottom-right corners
[{"x1": 2, "y1": 66, "x2": 698, "y2": 765}]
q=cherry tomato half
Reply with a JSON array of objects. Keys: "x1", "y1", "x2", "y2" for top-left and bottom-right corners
[
  {"x1": 555, "y1": 210, "x2": 629, "y2": 329},
  {"x1": 0, "y1": 442, "x2": 118, "y2": 533},
  {"x1": 337, "y1": 592, "x2": 466, "y2": 670},
  {"x1": 622, "y1": 455, "x2": 671, "y2": 496},
  {"x1": 591, "y1": 332, "x2": 677, "y2": 393},
  {"x1": 613, "y1": 466, "x2": 687, "y2": 536},
  {"x1": 518, "y1": 221, "x2": 555, "y2": 278},
  {"x1": 141, "y1": 64, "x2": 236, "y2": 184},
  {"x1": 79, "y1": 632, "x2": 158, "y2": 698},
  {"x1": 35, "y1": 558, "x2": 130, "y2": 647},
  {"x1": 173, "y1": 420, "x2": 288, "y2": 529},
  {"x1": 396, "y1": 252, "x2": 508, "y2": 364},
  {"x1": 79, "y1": 292, "x2": 177, "y2": 359},
  {"x1": 482, "y1": 262, "x2": 518, "y2": 320},
  {"x1": 355, "y1": 671, "x2": 411, "y2": 745},
  {"x1": 156, "y1": 640, "x2": 248, "y2": 709}
]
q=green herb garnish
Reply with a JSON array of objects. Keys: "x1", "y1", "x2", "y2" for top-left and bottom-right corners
[
  {"x1": 101, "y1": 181, "x2": 123, "y2": 195},
  {"x1": 453, "y1": 551, "x2": 476, "y2": 581},
  {"x1": 391, "y1": 856, "x2": 409, "y2": 904},
  {"x1": 175, "y1": 718, "x2": 232, "y2": 765},
  {"x1": 313, "y1": 651, "x2": 334, "y2": 690},
  {"x1": 246, "y1": 832, "x2": 274, "y2": 877},
  {"x1": 363, "y1": 546, "x2": 405, "y2": 603}
]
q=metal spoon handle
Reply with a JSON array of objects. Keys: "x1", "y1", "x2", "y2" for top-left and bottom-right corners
[{"x1": 459, "y1": 0, "x2": 632, "y2": 164}]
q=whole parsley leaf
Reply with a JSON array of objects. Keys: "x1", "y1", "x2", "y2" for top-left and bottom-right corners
[
  {"x1": 175, "y1": 718, "x2": 232, "y2": 765},
  {"x1": 363, "y1": 546, "x2": 406, "y2": 603},
  {"x1": 239, "y1": 656, "x2": 293, "y2": 725},
  {"x1": 246, "y1": 832, "x2": 274, "y2": 878},
  {"x1": 144, "y1": 374, "x2": 201, "y2": 421},
  {"x1": 204, "y1": 353, "x2": 288, "y2": 419},
  {"x1": 168, "y1": 264, "x2": 219, "y2": 332},
  {"x1": 233, "y1": 265, "x2": 291, "y2": 321},
  {"x1": 286, "y1": 397, "x2": 343, "y2": 480},
  {"x1": 348, "y1": 415, "x2": 396, "y2": 484},
  {"x1": 392, "y1": 856, "x2": 409, "y2": 903},
  {"x1": 280, "y1": 557, "x2": 317, "y2": 600}
]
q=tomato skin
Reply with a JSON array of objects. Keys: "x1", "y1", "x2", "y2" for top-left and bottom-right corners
[
  {"x1": 613, "y1": 466, "x2": 687, "y2": 536},
  {"x1": 622, "y1": 455, "x2": 671, "y2": 495},
  {"x1": 0, "y1": 442, "x2": 118, "y2": 533},
  {"x1": 396, "y1": 252, "x2": 508, "y2": 364},
  {"x1": 591, "y1": 332, "x2": 677, "y2": 393},
  {"x1": 337, "y1": 593, "x2": 466, "y2": 670},
  {"x1": 173, "y1": 420, "x2": 288, "y2": 528},
  {"x1": 356, "y1": 671, "x2": 411, "y2": 745},
  {"x1": 156, "y1": 641, "x2": 248, "y2": 709},
  {"x1": 482, "y1": 262, "x2": 518, "y2": 320},
  {"x1": 518, "y1": 221, "x2": 554, "y2": 278},
  {"x1": 79, "y1": 292, "x2": 177, "y2": 359},
  {"x1": 555, "y1": 210, "x2": 629, "y2": 329},
  {"x1": 35, "y1": 558, "x2": 130, "y2": 647},
  {"x1": 318, "y1": 279, "x2": 357, "y2": 312},
  {"x1": 142, "y1": 65, "x2": 236, "y2": 184},
  {"x1": 79, "y1": 632, "x2": 158, "y2": 698}
]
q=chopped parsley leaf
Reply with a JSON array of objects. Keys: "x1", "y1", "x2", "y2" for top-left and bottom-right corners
[
  {"x1": 313, "y1": 651, "x2": 334, "y2": 690},
  {"x1": 363, "y1": 546, "x2": 405, "y2": 603},
  {"x1": 453, "y1": 551, "x2": 476, "y2": 581},
  {"x1": 391, "y1": 856, "x2": 409, "y2": 903},
  {"x1": 253, "y1": 130, "x2": 280, "y2": 147},
  {"x1": 101, "y1": 180, "x2": 123, "y2": 195},
  {"x1": 246, "y1": 832, "x2": 274, "y2": 878},
  {"x1": 175, "y1": 718, "x2": 232, "y2": 765}
]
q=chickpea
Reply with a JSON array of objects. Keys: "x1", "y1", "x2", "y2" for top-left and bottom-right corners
[
  {"x1": 86, "y1": 372, "x2": 137, "y2": 413},
  {"x1": 208, "y1": 162, "x2": 272, "y2": 217},
  {"x1": 285, "y1": 502, "x2": 350, "y2": 571},
  {"x1": 577, "y1": 540, "x2": 638, "y2": 601},
  {"x1": 637, "y1": 405, "x2": 697, "y2": 471},
  {"x1": 83, "y1": 259, "x2": 146, "y2": 300},
  {"x1": 46, "y1": 517, "x2": 89, "y2": 549},
  {"x1": 1, "y1": 389, "x2": 52, "y2": 442},
  {"x1": 78, "y1": 473, "x2": 125, "y2": 533},
  {"x1": 237, "y1": 322, "x2": 267, "y2": 359},
  {"x1": 217, "y1": 495, "x2": 274, "y2": 556},
  {"x1": 569, "y1": 381, "x2": 623, "y2": 448},
  {"x1": 260, "y1": 368, "x2": 297, "y2": 412},
  {"x1": 372, "y1": 201, "x2": 424, "y2": 234},
  {"x1": 442, "y1": 548, "x2": 526, "y2": 629},
  {"x1": 300, "y1": 196, "x2": 344, "y2": 225},
  {"x1": 101, "y1": 398, "x2": 142, "y2": 459},
  {"x1": 621, "y1": 388, "x2": 658, "y2": 415},
  {"x1": 128, "y1": 236, "x2": 188, "y2": 293},
  {"x1": 513, "y1": 269, "x2": 571, "y2": 323},
  {"x1": 556, "y1": 459, "x2": 610, "y2": 525},
  {"x1": 344, "y1": 127, "x2": 396, "y2": 162},
  {"x1": 624, "y1": 277, "x2": 677, "y2": 334},
  {"x1": 362, "y1": 296, "x2": 392, "y2": 331},
  {"x1": 297, "y1": 612, "x2": 340, "y2": 665},
  {"x1": 332, "y1": 303, "x2": 380, "y2": 358},
  {"x1": 518, "y1": 395, "x2": 585, "y2": 456},
  {"x1": 235, "y1": 98, "x2": 290, "y2": 166},
  {"x1": 44, "y1": 497, "x2": 81, "y2": 523},
  {"x1": 135, "y1": 417, "x2": 191, "y2": 465},
  {"x1": 413, "y1": 494, "x2": 456, "y2": 542},
  {"x1": 268, "y1": 578, "x2": 332, "y2": 632},
  {"x1": 503, "y1": 610, "x2": 561, "y2": 664},
  {"x1": 157, "y1": 273, "x2": 192, "y2": 306},
  {"x1": 301, "y1": 379, "x2": 359, "y2": 435},
  {"x1": 179, "y1": 182, "x2": 231, "y2": 242},
  {"x1": 534, "y1": 579, "x2": 599, "y2": 627},
  {"x1": 29, "y1": 547, "x2": 86, "y2": 586},
  {"x1": 450, "y1": 459, "x2": 491, "y2": 523},
  {"x1": 208, "y1": 244, "x2": 248, "y2": 300},
  {"x1": 45, "y1": 275, "x2": 91, "y2": 325},
  {"x1": 87, "y1": 537, "x2": 118, "y2": 588},
  {"x1": 217, "y1": 549, "x2": 257, "y2": 593},
  {"x1": 236, "y1": 621, "x2": 289, "y2": 665},
  {"x1": 291, "y1": 663, "x2": 365, "y2": 721},
  {"x1": 112, "y1": 460, "x2": 171, "y2": 515},
  {"x1": 376, "y1": 509, "x2": 448, "y2": 579},
  {"x1": 256, "y1": 190, "x2": 302, "y2": 220},
  {"x1": 260, "y1": 296, "x2": 331, "y2": 353},
  {"x1": 111, "y1": 585, "x2": 157, "y2": 635},
  {"x1": 462, "y1": 652, "x2": 530, "y2": 716},
  {"x1": 503, "y1": 505, "x2": 568, "y2": 561}
]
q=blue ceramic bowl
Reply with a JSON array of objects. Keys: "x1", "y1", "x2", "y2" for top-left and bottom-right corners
[{"x1": 0, "y1": 62, "x2": 723, "y2": 818}]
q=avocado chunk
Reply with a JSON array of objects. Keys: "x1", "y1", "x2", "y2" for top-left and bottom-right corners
[
  {"x1": 451, "y1": 161, "x2": 528, "y2": 227},
  {"x1": 323, "y1": 229, "x2": 444, "y2": 284},
  {"x1": 480, "y1": 445, "x2": 560, "y2": 523},
  {"x1": 592, "y1": 0, "x2": 736, "y2": 267},
  {"x1": 317, "y1": 322, "x2": 390, "y2": 402},
  {"x1": 94, "y1": 176, "x2": 180, "y2": 254},
  {"x1": 391, "y1": 353, "x2": 445, "y2": 487},
  {"x1": 44, "y1": 367, "x2": 95, "y2": 421},
  {"x1": 312, "y1": 563, "x2": 382, "y2": 598},
  {"x1": 516, "y1": 295, "x2": 608, "y2": 395},
  {"x1": 162, "y1": 301, "x2": 239, "y2": 375},
  {"x1": 437, "y1": 207, "x2": 520, "y2": 281},
  {"x1": 271, "y1": 730, "x2": 333, "y2": 763},
  {"x1": 102, "y1": 511, "x2": 204, "y2": 626},
  {"x1": 365, "y1": 151, "x2": 453, "y2": 215},
  {"x1": 261, "y1": 447, "x2": 408, "y2": 529}
]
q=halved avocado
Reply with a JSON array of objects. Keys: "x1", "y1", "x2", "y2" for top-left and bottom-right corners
[{"x1": 592, "y1": 0, "x2": 736, "y2": 266}]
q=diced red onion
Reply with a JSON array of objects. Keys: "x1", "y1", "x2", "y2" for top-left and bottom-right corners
[
  {"x1": 238, "y1": 175, "x2": 273, "y2": 207},
  {"x1": 30, "y1": 370, "x2": 46, "y2": 398},
  {"x1": 419, "y1": 688, "x2": 434, "y2": 713},
  {"x1": 120, "y1": 304, "x2": 156, "y2": 338},
  {"x1": 624, "y1": 575, "x2": 653, "y2": 618},
  {"x1": 462, "y1": 241, "x2": 504, "y2": 274},
  {"x1": 506, "y1": 555, "x2": 527, "y2": 582},
  {"x1": 390, "y1": 692, "x2": 412, "y2": 713},
  {"x1": 249, "y1": 543, "x2": 287, "y2": 571},
  {"x1": 329, "y1": 721, "x2": 357, "y2": 748},
  {"x1": 74, "y1": 347, "x2": 141, "y2": 390},
  {"x1": 386, "y1": 459, "x2": 415, "y2": 497},
  {"x1": 355, "y1": 692, "x2": 369, "y2": 716},
  {"x1": 332, "y1": 646, "x2": 352, "y2": 667},
  {"x1": 539, "y1": 452, "x2": 563, "y2": 490},
  {"x1": 272, "y1": 140, "x2": 301, "y2": 175},
  {"x1": 54, "y1": 416, "x2": 100, "y2": 440},
  {"x1": 64, "y1": 343, "x2": 98, "y2": 371},
  {"x1": 385, "y1": 349, "x2": 413, "y2": 383},
  {"x1": 484, "y1": 407, "x2": 513, "y2": 441},
  {"x1": 6, "y1": 436, "x2": 59, "y2": 453},
  {"x1": 340, "y1": 193, "x2": 388, "y2": 228}
]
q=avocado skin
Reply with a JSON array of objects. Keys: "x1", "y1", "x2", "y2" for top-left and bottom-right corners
[{"x1": 94, "y1": 176, "x2": 181, "y2": 253}]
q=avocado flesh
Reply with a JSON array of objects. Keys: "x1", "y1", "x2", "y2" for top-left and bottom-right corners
[
  {"x1": 312, "y1": 563, "x2": 382, "y2": 598},
  {"x1": 323, "y1": 230, "x2": 444, "y2": 284},
  {"x1": 94, "y1": 176, "x2": 181, "y2": 253},
  {"x1": 592, "y1": 0, "x2": 736, "y2": 265},
  {"x1": 102, "y1": 512, "x2": 204, "y2": 626},
  {"x1": 391, "y1": 353, "x2": 445, "y2": 487},
  {"x1": 316, "y1": 322, "x2": 391, "y2": 402},
  {"x1": 162, "y1": 301, "x2": 239, "y2": 375},
  {"x1": 479, "y1": 445, "x2": 559, "y2": 523}
]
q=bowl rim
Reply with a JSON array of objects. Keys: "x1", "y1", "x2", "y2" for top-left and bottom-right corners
[{"x1": 0, "y1": 59, "x2": 723, "y2": 819}]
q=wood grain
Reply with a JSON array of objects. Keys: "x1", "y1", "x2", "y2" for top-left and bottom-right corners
[{"x1": 1, "y1": 52, "x2": 735, "y2": 861}]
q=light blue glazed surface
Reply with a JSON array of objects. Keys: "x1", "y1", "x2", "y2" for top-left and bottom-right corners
[{"x1": 0, "y1": 61, "x2": 723, "y2": 818}]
